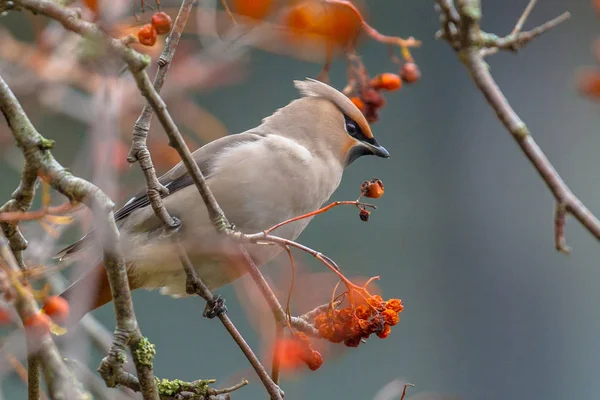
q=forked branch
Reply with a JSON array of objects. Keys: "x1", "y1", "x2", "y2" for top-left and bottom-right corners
[{"x1": 436, "y1": 0, "x2": 600, "y2": 253}]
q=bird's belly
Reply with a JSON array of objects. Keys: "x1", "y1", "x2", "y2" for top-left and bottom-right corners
[{"x1": 127, "y1": 229, "x2": 292, "y2": 297}]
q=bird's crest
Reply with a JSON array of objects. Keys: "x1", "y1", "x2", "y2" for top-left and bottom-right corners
[{"x1": 294, "y1": 78, "x2": 374, "y2": 139}]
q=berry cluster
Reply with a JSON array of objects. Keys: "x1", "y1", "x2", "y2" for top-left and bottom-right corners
[
  {"x1": 314, "y1": 296, "x2": 403, "y2": 347},
  {"x1": 274, "y1": 332, "x2": 323, "y2": 371},
  {"x1": 137, "y1": 12, "x2": 173, "y2": 47},
  {"x1": 349, "y1": 62, "x2": 421, "y2": 123}
]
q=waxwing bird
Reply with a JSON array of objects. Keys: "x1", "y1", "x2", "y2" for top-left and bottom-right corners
[{"x1": 56, "y1": 78, "x2": 390, "y2": 325}]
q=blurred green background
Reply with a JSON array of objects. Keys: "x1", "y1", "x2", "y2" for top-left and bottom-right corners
[{"x1": 2, "y1": 0, "x2": 600, "y2": 399}]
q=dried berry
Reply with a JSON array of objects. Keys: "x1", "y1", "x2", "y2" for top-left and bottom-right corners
[
  {"x1": 359, "y1": 208, "x2": 370, "y2": 222},
  {"x1": 307, "y1": 350, "x2": 323, "y2": 371},
  {"x1": 368, "y1": 314, "x2": 386, "y2": 335},
  {"x1": 43, "y1": 296, "x2": 69, "y2": 323},
  {"x1": 382, "y1": 309, "x2": 400, "y2": 326},
  {"x1": 376, "y1": 323, "x2": 392, "y2": 339},
  {"x1": 344, "y1": 336, "x2": 361, "y2": 348},
  {"x1": 151, "y1": 11, "x2": 173, "y2": 35},
  {"x1": 354, "y1": 304, "x2": 372, "y2": 320},
  {"x1": 362, "y1": 89, "x2": 385, "y2": 107},
  {"x1": 400, "y1": 62, "x2": 421, "y2": 84},
  {"x1": 318, "y1": 323, "x2": 335, "y2": 340},
  {"x1": 385, "y1": 298, "x2": 404, "y2": 313},
  {"x1": 314, "y1": 312, "x2": 328, "y2": 328},
  {"x1": 137, "y1": 24, "x2": 157, "y2": 46},
  {"x1": 338, "y1": 307, "x2": 353, "y2": 322},
  {"x1": 367, "y1": 295, "x2": 385, "y2": 310},
  {"x1": 330, "y1": 324, "x2": 346, "y2": 343},
  {"x1": 357, "y1": 318, "x2": 371, "y2": 335},
  {"x1": 371, "y1": 73, "x2": 402, "y2": 91}
]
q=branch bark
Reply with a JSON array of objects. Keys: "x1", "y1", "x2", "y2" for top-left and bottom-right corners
[{"x1": 436, "y1": 0, "x2": 600, "y2": 252}]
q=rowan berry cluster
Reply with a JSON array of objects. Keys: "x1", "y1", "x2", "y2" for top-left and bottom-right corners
[
  {"x1": 313, "y1": 296, "x2": 403, "y2": 347},
  {"x1": 349, "y1": 62, "x2": 421, "y2": 123}
]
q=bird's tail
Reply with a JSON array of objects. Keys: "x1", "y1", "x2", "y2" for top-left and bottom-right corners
[{"x1": 58, "y1": 262, "x2": 137, "y2": 327}]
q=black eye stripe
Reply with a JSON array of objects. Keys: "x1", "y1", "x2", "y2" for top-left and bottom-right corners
[{"x1": 344, "y1": 114, "x2": 376, "y2": 145}]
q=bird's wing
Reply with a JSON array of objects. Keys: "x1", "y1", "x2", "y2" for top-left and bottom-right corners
[{"x1": 54, "y1": 132, "x2": 265, "y2": 260}]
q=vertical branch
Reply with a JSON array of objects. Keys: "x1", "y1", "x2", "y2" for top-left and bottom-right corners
[
  {"x1": 127, "y1": 0, "x2": 197, "y2": 229},
  {"x1": 27, "y1": 356, "x2": 41, "y2": 400}
]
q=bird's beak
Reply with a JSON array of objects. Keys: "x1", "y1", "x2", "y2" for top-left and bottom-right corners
[{"x1": 363, "y1": 139, "x2": 390, "y2": 158}]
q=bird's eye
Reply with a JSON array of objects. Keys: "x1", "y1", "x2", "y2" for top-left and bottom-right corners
[
  {"x1": 346, "y1": 120, "x2": 357, "y2": 135},
  {"x1": 344, "y1": 115, "x2": 359, "y2": 137}
]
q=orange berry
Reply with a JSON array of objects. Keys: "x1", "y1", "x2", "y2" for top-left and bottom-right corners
[
  {"x1": 151, "y1": 12, "x2": 173, "y2": 35},
  {"x1": 282, "y1": 0, "x2": 362, "y2": 50},
  {"x1": 376, "y1": 323, "x2": 391, "y2": 339},
  {"x1": 137, "y1": 24, "x2": 157, "y2": 46},
  {"x1": 232, "y1": 0, "x2": 274, "y2": 20},
  {"x1": 371, "y1": 73, "x2": 402, "y2": 91},
  {"x1": 273, "y1": 338, "x2": 305, "y2": 370},
  {"x1": 354, "y1": 304, "x2": 372, "y2": 320},
  {"x1": 24, "y1": 312, "x2": 51, "y2": 337},
  {"x1": 43, "y1": 296, "x2": 70, "y2": 323},
  {"x1": 350, "y1": 96, "x2": 365, "y2": 112},
  {"x1": 579, "y1": 70, "x2": 600, "y2": 100},
  {"x1": 361, "y1": 178, "x2": 384, "y2": 199},
  {"x1": 385, "y1": 298, "x2": 404, "y2": 313},
  {"x1": 0, "y1": 306, "x2": 12, "y2": 325},
  {"x1": 83, "y1": 0, "x2": 98, "y2": 14},
  {"x1": 306, "y1": 350, "x2": 323, "y2": 371},
  {"x1": 382, "y1": 309, "x2": 400, "y2": 326},
  {"x1": 400, "y1": 62, "x2": 421, "y2": 84}
]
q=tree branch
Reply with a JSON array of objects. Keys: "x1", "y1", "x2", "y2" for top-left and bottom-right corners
[
  {"x1": 0, "y1": 72, "x2": 159, "y2": 399},
  {"x1": 435, "y1": 0, "x2": 600, "y2": 252}
]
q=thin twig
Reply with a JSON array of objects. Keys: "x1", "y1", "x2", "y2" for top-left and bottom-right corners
[
  {"x1": 481, "y1": 11, "x2": 571, "y2": 56},
  {"x1": 512, "y1": 0, "x2": 537, "y2": 34},
  {"x1": 436, "y1": 1, "x2": 600, "y2": 252},
  {"x1": 175, "y1": 240, "x2": 283, "y2": 400},
  {"x1": 127, "y1": 0, "x2": 197, "y2": 230}
]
